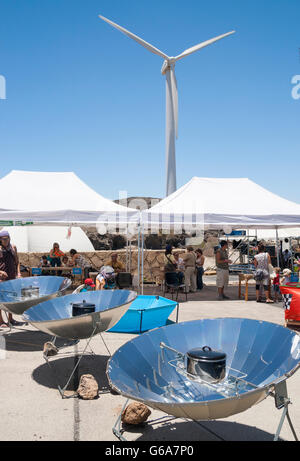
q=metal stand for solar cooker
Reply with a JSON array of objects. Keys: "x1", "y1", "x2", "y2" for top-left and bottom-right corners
[
  {"x1": 111, "y1": 344, "x2": 299, "y2": 442},
  {"x1": 0, "y1": 290, "x2": 29, "y2": 334},
  {"x1": 1, "y1": 313, "x2": 29, "y2": 334},
  {"x1": 271, "y1": 380, "x2": 298, "y2": 441},
  {"x1": 112, "y1": 398, "x2": 178, "y2": 442},
  {"x1": 43, "y1": 322, "x2": 112, "y2": 399}
]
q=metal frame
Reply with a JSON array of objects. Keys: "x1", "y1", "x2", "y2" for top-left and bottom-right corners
[
  {"x1": 111, "y1": 379, "x2": 298, "y2": 442},
  {"x1": 271, "y1": 380, "x2": 298, "y2": 441},
  {"x1": 0, "y1": 308, "x2": 28, "y2": 335},
  {"x1": 43, "y1": 321, "x2": 112, "y2": 399},
  {"x1": 136, "y1": 301, "x2": 179, "y2": 334},
  {"x1": 112, "y1": 397, "x2": 176, "y2": 442}
]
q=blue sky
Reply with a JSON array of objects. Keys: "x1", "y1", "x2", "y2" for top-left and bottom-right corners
[{"x1": 0, "y1": 0, "x2": 299, "y2": 203}]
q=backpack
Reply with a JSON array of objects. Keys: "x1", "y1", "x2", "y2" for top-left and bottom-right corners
[
  {"x1": 165, "y1": 255, "x2": 177, "y2": 272},
  {"x1": 254, "y1": 268, "x2": 269, "y2": 282}
]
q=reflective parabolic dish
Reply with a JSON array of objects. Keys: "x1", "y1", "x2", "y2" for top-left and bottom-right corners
[
  {"x1": 23, "y1": 290, "x2": 137, "y2": 340},
  {"x1": 0, "y1": 276, "x2": 71, "y2": 315},
  {"x1": 107, "y1": 318, "x2": 300, "y2": 420}
]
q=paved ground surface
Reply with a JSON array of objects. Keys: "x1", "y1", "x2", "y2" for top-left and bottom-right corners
[{"x1": 0, "y1": 279, "x2": 299, "y2": 442}]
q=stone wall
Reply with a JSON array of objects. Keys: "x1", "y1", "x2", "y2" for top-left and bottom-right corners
[
  {"x1": 18, "y1": 249, "x2": 166, "y2": 281},
  {"x1": 18, "y1": 234, "x2": 267, "y2": 282},
  {"x1": 18, "y1": 239, "x2": 221, "y2": 281}
]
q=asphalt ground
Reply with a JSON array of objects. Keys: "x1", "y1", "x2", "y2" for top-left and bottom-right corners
[{"x1": 0, "y1": 280, "x2": 299, "y2": 442}]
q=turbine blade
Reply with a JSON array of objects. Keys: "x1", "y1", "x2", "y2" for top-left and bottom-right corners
[
  {"x1": 99, "y1": 15, "x2": 169, "y2": 60},
  {"x1": 174, "y1": 30, "x2": 235, "y2": 61},
  {"x1": 170, "y1": 67, "x2": 178, "y2": 139}
]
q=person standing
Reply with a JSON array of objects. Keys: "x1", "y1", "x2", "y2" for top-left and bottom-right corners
[
  {"x1": 215, "y1": 240, "x2": 232, "y2": 300},
  {"x1": 69, "y1": 249, "x2": 93, "y2": 279},
  {"x1": 0, "y1": 230, "x2": 21, "y2": 327},
  {"x1": 253, "y1": 243, "x2": 273, "y2": 303},
  {"x1": 195, "y1": 248, "x2": 205, "y2": 290},
  {"x1": 181, "y1": 246, "x2": 197, "y2": 293}
]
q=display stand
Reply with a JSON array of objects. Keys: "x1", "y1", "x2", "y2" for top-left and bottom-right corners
[
  {"x1": 43, "y1": 324, "x2": 111, "y2": 399},
  {"x1": 112, "y1": 381, "x2": 298, "y2": 442}
]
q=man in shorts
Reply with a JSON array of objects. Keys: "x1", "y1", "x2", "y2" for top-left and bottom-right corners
[{"x1": 215, "y1": 240, "x2": 232, "y2": 300}]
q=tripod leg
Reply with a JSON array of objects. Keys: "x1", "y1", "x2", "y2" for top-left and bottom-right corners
[{"x1": 112, "y1": 398, "x2": 129, "y2": 441}]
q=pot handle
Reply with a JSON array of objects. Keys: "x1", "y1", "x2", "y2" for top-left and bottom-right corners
[{"x1": 202, "y1": 346, "x2": 212, "y2": 351}]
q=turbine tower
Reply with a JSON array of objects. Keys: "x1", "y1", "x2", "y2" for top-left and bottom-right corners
[{"x1": 99, "y1": 15, "x2": 235, "y2": 196}]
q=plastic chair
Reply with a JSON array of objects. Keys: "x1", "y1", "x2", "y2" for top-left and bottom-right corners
[
  {"x1": 116, "y1": 272, "x2": 133, "y2": 289},
  {"x1": 72, "y1": 284, "x2": 85, "y2": 294},
  {"x1": 164, "y1": 272, "x2": 188, "y2": 301}
]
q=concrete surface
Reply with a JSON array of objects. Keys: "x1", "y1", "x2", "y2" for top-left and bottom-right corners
[{"x1": 0, "y1": 281, "x2": 299, "y2": 442}]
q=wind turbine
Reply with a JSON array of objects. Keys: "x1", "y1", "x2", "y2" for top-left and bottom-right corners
[{"x1": 99, "y1": 15, "x2": 235, "y2": 196}]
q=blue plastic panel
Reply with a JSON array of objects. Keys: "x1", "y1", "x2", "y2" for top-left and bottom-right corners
[{"x1": 109, "y1": 295, "x2": 178, "y2": 333}]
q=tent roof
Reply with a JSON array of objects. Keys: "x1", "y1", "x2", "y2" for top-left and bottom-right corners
[
  {"x1": 143, "y1": 177, "x2": 300, "y2": 229},
  {"x1": 255, "y1": 228, "x2": 300, "y2": 240},
  {"x1": 0, "y1": 170, "x2": 138, "y2": 225}
]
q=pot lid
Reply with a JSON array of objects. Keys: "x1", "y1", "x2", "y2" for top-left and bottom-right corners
[
  {"x1": 187, "y1": 346, "x2": 226, "y2": 361},
  {"x1": 71, "y1": 300, "x2": 96, "y2": 309}
]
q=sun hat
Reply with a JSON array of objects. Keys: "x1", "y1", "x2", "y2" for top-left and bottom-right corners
[
  {"x1": 0, "y1": 230, "x2": 10, "y2": 238},
  {"x1": 283, "y1": 268, "x2": 292, "y2": 276}
]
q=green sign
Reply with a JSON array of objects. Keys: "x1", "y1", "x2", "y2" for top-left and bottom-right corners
[{"x1": 0, "y1": 221, "x2": 34, "y2": 226}]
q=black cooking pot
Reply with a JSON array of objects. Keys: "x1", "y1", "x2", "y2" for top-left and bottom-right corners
[
  {"x1": 72, "y1": 300, "x2": 96, "y2": 317},
  {"x1": 21, "y1": 286, "x2": 40, "y2": 299},
  {"x1": 186, "y1": 346, "x2": 226, "y2": 384}
]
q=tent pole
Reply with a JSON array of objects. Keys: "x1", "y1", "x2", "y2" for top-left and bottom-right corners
[
  {"x1": 276, "y1": 227, "x2": 280, "y2": 268},
  {"x1": 125, "y1": 235, "x2": 128, "y2": 272},
  {"x1": 141, "y1": 223, "x2": 144, "y2": 295},
  {"x1": 137, "y1": 225, "x2": 141, "y2": 294},
  {"x1": 129, "y1": 239, "x2": 132, "y2": 274},
  {"x1": 247, "y1": 228, "x2": 250, "y2": 267}
]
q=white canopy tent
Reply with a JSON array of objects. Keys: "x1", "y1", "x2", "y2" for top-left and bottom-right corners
[
  {"x1": 255, "y1": 228, "x2": 300, "y2": 240},
  {"x1": 0, "y1": 225, "x2": 94, "y2": 253},
  {"x1": 0, "y1": 170, "x2": 139, "y2": 229},
  {"x1": 142, "y1": 177, "x2": 300, "y2": 230}
]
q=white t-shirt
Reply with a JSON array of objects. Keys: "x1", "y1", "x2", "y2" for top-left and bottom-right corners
[{"x1": 96, "y1": 274, "x2": 105, "y2": 284}]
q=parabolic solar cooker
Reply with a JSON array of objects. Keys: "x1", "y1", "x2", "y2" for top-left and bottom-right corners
[
  {"x1": 107, "y1": 318, "x2": 300, "y2": 441},
  {"x1": 24, "y1": 290, "x2": 137, "y2": 340},
  {"x1": 0, "y1": 276, "x2": 72, "y2": 317}
]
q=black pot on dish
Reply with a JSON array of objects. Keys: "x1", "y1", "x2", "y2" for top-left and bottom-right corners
[
  {"x1": 186, "y1": 346, "x2": 226, "y2": 384},
  {"x1": 72, "y1": 300, "x2": 96, "y2": 317}
]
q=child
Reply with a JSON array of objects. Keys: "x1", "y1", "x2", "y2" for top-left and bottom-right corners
[
  {"x1": 80, "y1": 278, "x2": 95, "y2": 292},
  {"x1": 280, "y1": 268, "x2": 291, "y2": 286},
  {"x1": 272, "y1": 267, "x2": 281, "y2": 302},
  {"x1": 61, "y1": 255, "x2": 70, "y2": 267},
  {"x1": 39, "y1": 255, "x2": 50, "y2": 267}
]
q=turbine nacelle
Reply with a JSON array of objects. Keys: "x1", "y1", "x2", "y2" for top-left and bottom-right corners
[{"x1": 161, "y1": 58, "x2": 176, "y2": 75}]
